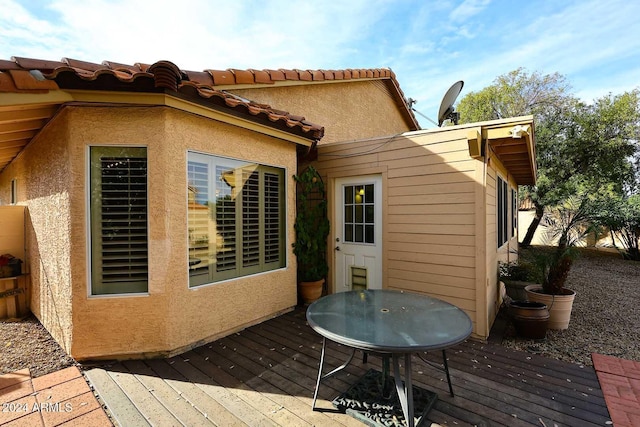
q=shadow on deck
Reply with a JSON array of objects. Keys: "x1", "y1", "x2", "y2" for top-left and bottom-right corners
[{"x1": 85, "y1": 307, "x2": 611, "y2": 427}]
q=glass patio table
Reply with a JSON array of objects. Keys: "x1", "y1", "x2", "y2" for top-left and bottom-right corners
[{"x1": 306, "y1": 289, "x2": 473, "y2": 427}]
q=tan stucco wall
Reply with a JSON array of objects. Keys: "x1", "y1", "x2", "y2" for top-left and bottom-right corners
[
  {"x1": 232, "y1": 80, "x2": 412, "y2": 143},
  {"x1": 0, "y1": 114, "x2": 74, "y2": 349},
  {"x1": 0, "y1": 105, "x2": 298, "y2": 360}
]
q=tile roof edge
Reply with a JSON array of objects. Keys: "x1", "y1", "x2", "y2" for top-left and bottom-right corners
[{"x1": 1, "y1": 57, "x2": 325, "y2": 142}]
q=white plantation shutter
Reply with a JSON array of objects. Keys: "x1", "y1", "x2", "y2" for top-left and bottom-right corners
[{"x1": 90, "y1": 147, "x2": 148, "y2": 295}]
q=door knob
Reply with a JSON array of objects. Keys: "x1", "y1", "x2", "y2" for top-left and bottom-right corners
[{"x1": 335, "y1": 246, "x2": 341, "y2": 251}]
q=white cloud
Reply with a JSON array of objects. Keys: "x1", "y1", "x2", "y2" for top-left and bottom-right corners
[{"x1": 449, "y1": 0, "x2": 491, "y2": 23}]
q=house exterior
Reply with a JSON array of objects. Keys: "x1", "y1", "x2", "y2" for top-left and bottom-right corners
[
  {"x1": 0, "y1": 56, "x2": 535, "y2": 359},
  {"x1": 309, "y1": 118, "x2": 536, "y2": 339},
  {"x1": 0, "y1": 58, "x2": 419, "y2": 359}
]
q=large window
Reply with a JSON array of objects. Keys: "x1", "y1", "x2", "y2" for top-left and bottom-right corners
[
  {"x1": 187, "y1": 152, "x2": 285, "y2": 287},
  {"x1": 497, "y1": 176, "x2": 509, "y2": 248},
  {"x1": 90, "y1": 147, "x2": 148, "y2": 295}
]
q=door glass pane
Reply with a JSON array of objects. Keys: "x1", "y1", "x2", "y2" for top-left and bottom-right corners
[
  {"x1": 365, "y1": 225, "x2": 374, "y2": 243},
  {"x1": 345, "y1": 224, "x2": 353, "y2": 241},
  {"x1": 365, "y1": 184, "x2": 374, "y2": 203},
  {"x1": 345, "y1": 205, "x2": 353, "y2": 223},
  {"x1": 365, "y1": 205, "x2": 374, "y2": 223},
  {"x1": 345, "y1": 186, "x2": 353, "y2": 204},
  {"x1": 343, "y1": 182, "x2": 375, "y2": 244}
]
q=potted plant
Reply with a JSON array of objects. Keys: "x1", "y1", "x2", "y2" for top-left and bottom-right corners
[
  {"x1": 499, "y1": 258, "x2": 550, "y2": 339},
  {"x1": 293, "y1": 166, "x2": 330, "y2": 304},
  {"x1": 524, "y1": 196, "x2": 592, "y2": 329},
  {"x1": 499, "y1": 259, "x2": 536, "y2": 301}
]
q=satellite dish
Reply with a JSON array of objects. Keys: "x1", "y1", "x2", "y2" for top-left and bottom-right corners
[{"x1": 437, "y1": 80, "x2": 464, "y2": 126}]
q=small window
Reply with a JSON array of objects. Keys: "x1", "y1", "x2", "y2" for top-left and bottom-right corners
[
  {"x1": 511, "y1": 188, "x2": 518, "y2": 237},
  {"x1": 10, "y1": 179, "x2": 17, "y2": 204},
  {"x1": 187, "y1": 152, "x2": 285, "y2": 287},
  {"x1": 89, "y1": 147, "x2": 148, "y2": 295},
  {"x1": 497, "y1": 176, "x2": 508, "y2": 248}
]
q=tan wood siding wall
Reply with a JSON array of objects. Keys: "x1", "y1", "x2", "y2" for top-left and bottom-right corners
[
  {"x1": 314, "y1": 128, "x2": 483, "y2": 332},
  {"x1": 486, "y1": 152, "x2": 520, "y2": 333}
]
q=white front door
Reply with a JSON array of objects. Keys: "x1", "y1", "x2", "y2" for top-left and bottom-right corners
[{"x1": 333, "y1": 176, "x2": 382, "y2": 292}]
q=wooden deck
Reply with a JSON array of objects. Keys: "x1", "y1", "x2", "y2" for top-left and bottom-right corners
[{"x1": 85, "y1": 307, "x2": 612, "y2": 426}]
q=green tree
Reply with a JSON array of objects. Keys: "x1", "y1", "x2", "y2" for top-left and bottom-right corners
[
  {"x1": 592, "y1": 193, "x2": 640, "y2": 260},
  {"x1": 459, "y1": 70, "x2": 640, "y2": 248},
  {"x1": 458, "y1": 68, "x2": 576, "y2": 245}
]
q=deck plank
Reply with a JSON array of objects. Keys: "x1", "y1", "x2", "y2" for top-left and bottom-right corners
[{"x1": 86, "y1": 307, "x2": 612, "y2": 426}]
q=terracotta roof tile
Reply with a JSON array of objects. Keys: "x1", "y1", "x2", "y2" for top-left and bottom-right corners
[
  {"x1": 0, "y1": 71, "x2": 18, "y2": 92},
  {"x1": 249, "y1": 69, "x2": 273, "y2": 84},
  {"x1": 321, "y1": 70, "x2": 335, "y2": 80},
  {"x1": 62, "y1": 58, "x2": 108, "y2": 72},
  {"x1": 183, "y1": 70, "x2": 214, "y2": 85},
  {"x1": 0, "y1": 60, "x2": 21, "y2": 70},
  {"x1": 8, "y1": 69, "x2": 58, "y2": 91},
  {"x1": 11, "y1": 56, "x2": 66, "y2": 71},
  {"x1": 296, "y1": 69, "x2": 313, "y2": 81},
  {"x1": 277, "y1": 69, "x2": 294, "y2": 80},
  {"x1": 265, "y1": 69, "x2": 286, "y2": 81},
  {"x1": 102, "y1": 61, "x2": 142, "y2": 72},
  {"x1": 310, "y1": 70, "x2": 324, "y2": 81},
  {"x1": 207, "y1": 69, "x2": 235, "y2": 85},
  {"x1": 230, "y1": 69, "x2": 254, "y2": 85}
]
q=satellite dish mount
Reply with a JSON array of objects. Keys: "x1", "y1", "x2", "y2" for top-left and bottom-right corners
[{"x1": 437, "y1": 80, "x2": 464, "y2": 126}]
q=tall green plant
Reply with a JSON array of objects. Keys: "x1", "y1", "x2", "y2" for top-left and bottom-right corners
[
  {"x1": 531, "y1": 196, "x2": 592, "y2": 294},
  {"x1": 293, "y1": 166, "x2": 330, "y2": 282},
  {"x1": 592, "y1": 193, "x2": 640, "y2": 260}
]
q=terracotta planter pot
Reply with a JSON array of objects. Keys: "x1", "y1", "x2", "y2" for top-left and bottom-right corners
[
  {"x1": 299, "y1": 279, "x2": 324, "y2": 304},
  {"x1": 508, "y1": 301, "x2": 549, "y2": 339},
  {"x1": 525, "y1": 285, "x2": 576, "y2": 330}
]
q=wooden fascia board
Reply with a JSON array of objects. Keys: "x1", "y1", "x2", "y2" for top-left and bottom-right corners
[
  {"x1": 0, "y1": 91, "x2": 73, "y2": 107},
  {"x1": 66, "y1": 90, "x2": 314, "y2": 147}
]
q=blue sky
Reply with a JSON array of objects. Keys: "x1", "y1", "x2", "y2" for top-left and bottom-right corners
[{"x1": 1, "y1": 0, "x2": 639, "y2": 127}]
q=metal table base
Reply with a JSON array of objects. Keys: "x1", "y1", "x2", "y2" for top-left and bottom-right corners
[{"x1": 312, "y1": 337, "x2": 456, "y2": 427}]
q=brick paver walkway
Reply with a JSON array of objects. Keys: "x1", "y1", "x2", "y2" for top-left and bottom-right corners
[
  {"x1": 0, "y1": 366, "x2": 112, "y2": 426},
  {"x1": 592, "y1": 353, "x2": 640, "y2": 427}
]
